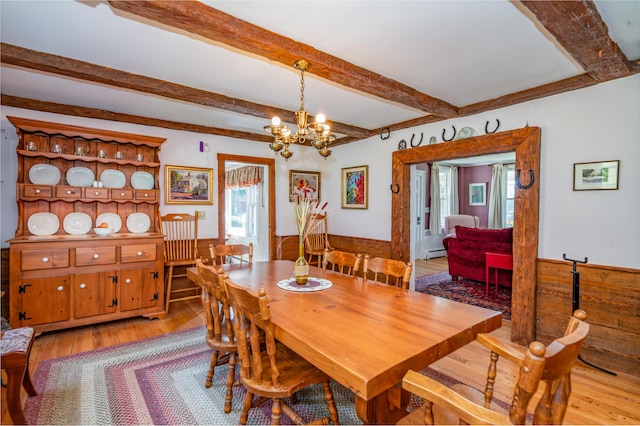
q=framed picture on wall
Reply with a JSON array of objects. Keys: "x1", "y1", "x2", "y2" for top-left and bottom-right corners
[
  {"x1": 469, "y1": 182, "x2": 486, "y2": 206},
  {"x1": 573, "y1": 160, "x2": 619, "y2": 191},
  {"x1": 341, "y1": 165, "x2": 368, "y2": 209},
  {"x1": 165, "y1": 165, "x2": 214, "y2": 204},
  {"x1": 289, "y1": 170, "x2": 320, "y2": 201}
]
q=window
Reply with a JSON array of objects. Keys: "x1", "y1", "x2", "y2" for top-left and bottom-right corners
[
  {"x1": 504, "y1": 164, "x2": 515, "y2": 227},
  {"x1": 225, "y1": 184, "x2": 260, "y2": 238}
]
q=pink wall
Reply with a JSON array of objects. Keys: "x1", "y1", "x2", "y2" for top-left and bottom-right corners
[{"x1": 458, "y1": 165, "x2": 492, "y2": 228}]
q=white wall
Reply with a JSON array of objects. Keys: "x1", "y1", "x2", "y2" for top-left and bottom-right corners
[{"x1": 2, "y1": 74, "x2": 638, "y2": 268}]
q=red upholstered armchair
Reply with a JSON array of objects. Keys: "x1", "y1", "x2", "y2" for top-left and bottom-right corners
[{"x1": 443, "y1": 226, "x2": 513, "y2": 287}]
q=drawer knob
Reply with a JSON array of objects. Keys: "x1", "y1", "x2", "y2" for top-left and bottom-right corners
[
  {"x1": 144, "y1": 193, "x2": 148, "y2": 197},
  {"x1": 67, "y1": 190, "x2": 72, "y2": 194},
  {"x1": 125, "y1": 278, "x2": 131, "y2": 283},
  {"x1": 93, "y1": 253, "x2": 100, "y2": 259},
  {"x1": 35, "y1": 189, "x2": 41, "y2": 194},
  {"x1": 120, "y1": 192, "x2": 125, "y2": 196},
  {"x1": 94, "y1": 191, "x2": 99, "y2": 195},
  {"x1": 80, "y1": 283, "x2": 86, "y2": 289},
  {"x1": 42, "y1": 257, "x2": 49, "y2": 263},
  {"x1": 137, "y1": 251, "x2": 143, "y2": 256},
  {"x1": 57, "y1": 285, "x2": 64, "y2": 291}
]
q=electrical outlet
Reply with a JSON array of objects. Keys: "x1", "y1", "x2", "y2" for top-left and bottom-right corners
[{"x1": 196, "y1": 210, "x2": 205, "y2": 219}]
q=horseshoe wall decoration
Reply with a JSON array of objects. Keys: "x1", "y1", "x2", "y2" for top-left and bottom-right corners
[
  {"x1": 398, "y1": 140, "x2": 407, "y2": 150},
  {"x1": 442, "y1": 126, "x2": 456, "y2": 142},
  {"x1": 410, "y1": 133, "x2": 424, "y2": 147},
  {"x1": 380, "y1": 127, "x2": 390, "y2": 140},
  {"x1": 515, "y1": 169, "x2": 535, "y2": 189},
  {"x1": 485, "y1": 119, "x2": 500, "y2": 134},
  {"x1": 390, "y1": 183, "x2": 400, "y2": 194}
]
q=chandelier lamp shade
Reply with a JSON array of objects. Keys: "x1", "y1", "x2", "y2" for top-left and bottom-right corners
[{"x1": 264, "y1": 60, "x2": 335, "y2": 159}]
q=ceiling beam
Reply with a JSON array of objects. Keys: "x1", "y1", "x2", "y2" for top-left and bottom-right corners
[
  {"x1": 0, "y1": 43, "x2": 371, "y2": 140},
  {"x1": 108, "y1": 0, "x2": 459, "y2": 118},
  {"x1": 1, "y1": 94, "x2": 274, "y2": 142},
  {"x1": 520, "y1": 0, "x2": 631, "y2": 82}
]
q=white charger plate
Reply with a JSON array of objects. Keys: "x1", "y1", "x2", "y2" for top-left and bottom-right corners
[
  {"x1": 95, "y1": 213, "x2": 122, "y2": 233},
  {"x1": 126, "y1": 213, "x2": 151, "y2": 233},
  {"x1": 100, "y1": 169, "x2": 126, "y2": 189},
  {"x1": 66, "y1": 167, "x2": 95, "y2": 187},
  {"x1": 29, "y1": 164, "x2": 61, "y2": 185},
  {"x1": 131, "y1": 171, "x2": 154, "y2": 190},
  {"x1": 27, "y1": 212, "x2": 60, "y2": 236},
  {"x1": 63, "y1": 212, "x2": 92, "y2": 235}
]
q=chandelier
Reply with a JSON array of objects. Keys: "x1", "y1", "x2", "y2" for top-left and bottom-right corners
[{"x1": 264, "y1": 60, "x2": 335, "y2": 160}]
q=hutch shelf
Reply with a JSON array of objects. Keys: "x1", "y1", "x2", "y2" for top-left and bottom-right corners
[{"x1": 7, "y1": 116, "x2": 167, "y2": 333}]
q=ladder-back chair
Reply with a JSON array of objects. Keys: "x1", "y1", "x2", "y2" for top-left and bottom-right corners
[
  {"x1": 363, "y1": 255, "x2": 413, "y2": 289},
  {"x1": 210, "y1": 242, "x2": 253, "y2": 265},
  {"x1": 195, "y1": 259, "x2": 238, "y2": 413},
  {"x1": 323, "y1": 248, "x2": 363, "y2": 277},
  {"x1": 160, "y1": 213, "x2": 200, "y2": 314},
  {"x1": 220, "y1": 275, "x2": 340, "y2": 425},
  {"x1": 398, "y1": 310, "x2": 590, "y2": 425},
  {"x1": 304, "y1": 213, "x2": 332, "y2": 267}
]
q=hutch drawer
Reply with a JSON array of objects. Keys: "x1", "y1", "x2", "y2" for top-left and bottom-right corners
[
  {"x1": 84, "y1": 188, "x2": 109, "y2": 199},
  {"x1": 111, "y1": 189, "x2": 133, "y2": 200},
  {"x1": 121, "y1": 244, "x2": 157, "y2": 263},
  {"x1": 23, "y1": 184, "x2": 53, "y2": 198},
  {"x1": 76, "y1": 247, "x2": 117, "y2": 266},
  {"x1": 21, "y1": 248, "x2": 70, "y2": 270},
  {"x1": 56, "y1": 186, "x2": 82, "y2": 198},
  {"x1": 134, "y1": 190, "x2": 156, "y2": 201}
]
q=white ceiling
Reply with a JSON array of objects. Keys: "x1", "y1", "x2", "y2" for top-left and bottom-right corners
[{"x1": 1, "y1": 1, "x2": 638, "y2": 140}]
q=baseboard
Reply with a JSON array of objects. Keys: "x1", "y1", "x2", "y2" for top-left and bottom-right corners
[{"x1": 426, "y1": 249, "x2": 446, "y2": 259}]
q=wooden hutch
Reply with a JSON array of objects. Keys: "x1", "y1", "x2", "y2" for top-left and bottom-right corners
[{"x1": 7, "y1": 117, "x2": 166, "y2": 333}]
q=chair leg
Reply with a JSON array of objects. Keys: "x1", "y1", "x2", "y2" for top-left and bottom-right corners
[
  {"x1": 224, "y1": 353, "x2": 236, "y2": 413},
  {"x1": 5, "y1": 366, "x2": 29, "y2": 425},
  {"x1": 271, "y1": 398, "x2": 282, "y2": 425},
  {"x1": 164, "y1": 265, "x2": 174, "y2": 314},
  {"x1": 322, "y1": 381, "x2": 340, "y2": 425},
  {"x1": 240, "y1": 391, "x2": 254, "y2": 425},
  {"x1": 22, "y1": 362, "x2": 36, "y2": 397},
  {"x1": 205, "y1": 350, "x2": 220, "y2": 388}
]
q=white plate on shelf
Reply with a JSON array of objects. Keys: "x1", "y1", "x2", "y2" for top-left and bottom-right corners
[
  {"x1": 131, "y1": 172, "x2": 154, "y2": 190},
  {"x1": 100, "y1": 169, "x2": 126, "y2": 189},
  {"x1": 455, "y1": 127, "x2": 478, "y2": 140},
  {"x1": 29, "y1": 164, "x2": 61, "y2": 185},
  {"x1": 27, "y1": 212, "x2": 60, "y2": 236},
  {"x1": 126, "y1": 213, "x2": 151, "y2": 233},
  {"x1": 95, "y1": 213, "x2": 122, "y2": 233},
  {"x1": 63, "y1": 212, "x2": 92, "y2": 235},
  {"x1": 66, "y1": 167, "x2": 95, "y2": 187}
]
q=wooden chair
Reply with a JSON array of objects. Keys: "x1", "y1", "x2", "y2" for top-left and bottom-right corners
[
  {"x1": 220, "y1": 275, "x2": 340, "y2": 425},
  {"x1": 363, "y1": 255, "x2": 413, "y2": 289},
  {"x1": 160, "y1": 213, "x2": 200, "y2": 314},
  {"x1": 304, "y1": 213, "x2": 332, "y2": 267},
  {"x1": 398, "y1": 310, "x2": 590, "y2": 425},
  {"x1": 195, "y1": 259, "x2": 238, "y2": 413},
  {"x1": 323, "y1": 248, "x2": 363, "y2": 277},
  {"x1": 1, "y1": 327, "x2": 37, "y2": 425},
  {"x1": 210, "y1": 242, "x2": 253, "y2": 265}
]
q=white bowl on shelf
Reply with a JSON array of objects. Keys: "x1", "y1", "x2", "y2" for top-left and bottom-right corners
[{"x1": 94, "y1": 227, "x2": 113, "y2": 236}]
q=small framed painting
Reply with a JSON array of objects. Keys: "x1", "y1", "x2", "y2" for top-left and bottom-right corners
[
  {"x1": 289, "y1": 170, "x2": 320, "y2": 201},
  {"x1": 165, "y1": 165, "x2": 214, "y2": 204},
  {"x1": 469, "y1": 182, "x2": 486, "y2": 206},
  {"x1": 573, "y1": 160, "x2": 619, "y2": 191},
  {"x1": 341, "y1": 165, "x2": 368, "y2": 209}
]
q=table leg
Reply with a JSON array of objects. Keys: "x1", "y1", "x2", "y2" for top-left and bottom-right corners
[
  {"x1": 486, "y1": 265, "x2": 490, "y2": 295},
  {"x1": 495, "y1": 269, "x2": 499, "y2": 293},
  {"x1": 355, "y1": 386, "x2": 411, "y2": 425}
]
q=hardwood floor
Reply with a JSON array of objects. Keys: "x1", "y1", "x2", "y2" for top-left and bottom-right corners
[
  {"x1": 414, "y1": 256, "x2": 449, "y2": 277},
  {"x1": 2, "y1": 287, "x2": 639, "y2": 425}
]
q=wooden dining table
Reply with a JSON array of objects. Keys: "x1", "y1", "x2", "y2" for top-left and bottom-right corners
[{"x1": 187, "y1": 260, "x2": 502, "y2": 425}]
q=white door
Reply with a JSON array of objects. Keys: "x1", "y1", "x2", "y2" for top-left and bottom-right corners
[
  {"x1": 224, "y1": 162, "x2": 269, "y2": 262},
  {"x1": 413, "y1": 169, "x2": 426, "y2": 260}
]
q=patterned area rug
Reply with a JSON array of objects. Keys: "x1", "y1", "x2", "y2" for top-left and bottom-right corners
[
  {"x1": 27, "y1": 326, "x2": 465, "y2": 425},
  {"x1": 415, "y1": 271, "x2": 512, "y2": 321}
]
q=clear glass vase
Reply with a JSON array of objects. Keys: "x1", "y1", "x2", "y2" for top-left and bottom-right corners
[{"x1": 294, "y1": 243, "x2": 309, "y2": 285}]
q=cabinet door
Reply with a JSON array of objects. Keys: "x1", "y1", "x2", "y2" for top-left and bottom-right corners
[
  {"x1": 74, "y1": 271, "x2": 117, "y2": 318},
  {"x1": 120, "y1": 267, "x2": 160, "y2": 311},
  {"x1": 16, "y1": 275, "x2": 70, "y2": 326}
]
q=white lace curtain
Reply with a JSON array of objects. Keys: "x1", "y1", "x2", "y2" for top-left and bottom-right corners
[
  {"x1": 225, "y1": 166, "x2": 263, "y2": 189},
  {"x1": 488, "y1": 163, "x2": 504, "y2": 228}
]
